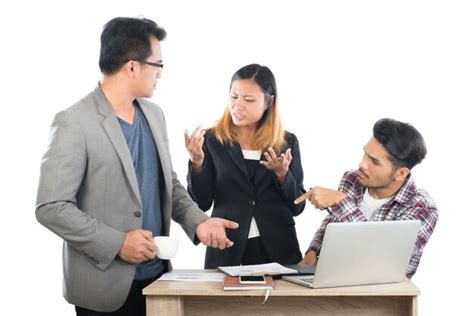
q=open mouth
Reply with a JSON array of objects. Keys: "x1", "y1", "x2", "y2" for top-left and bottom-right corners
[{"x1": 232, "y1": 112, "x2": 244, "y2": 120}]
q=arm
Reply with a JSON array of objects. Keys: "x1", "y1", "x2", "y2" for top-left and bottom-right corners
[
  {"x1": 297, "y1": 171, "x2": 361, "y2": 263},
  {"x1": 307, "y1": 214, "x2": 337, "y2": 255},
  {"x1": 172, "y1": 169, "x2": 209, "y2": 241},
  {"x1": 326, "y1": 171, "x2": 367, "y2": 222},
  {"x1": 186, "y1": 134, "x2": 215, "y2": 211},
  {"x1": 396, "y1": 194, "x2": 438, "y2": 278},
  {"x1": 328, "y1": 196, "x2": 368, "y2": 222},
  {"x1": 35, "y1": 112, "x2": 126, "y2": 271},
  {"x1": 275, "y1": 134, "x2": 306, "y2": 216},
  {"x1": 171, "y1": 127, "x2": 238, "y2": 248},
  {"x1": 173, "y1": 169, "x2": 239, "y2": 249}
]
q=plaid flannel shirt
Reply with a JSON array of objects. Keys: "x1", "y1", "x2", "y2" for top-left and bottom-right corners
[{"x1": 308, "y1": 169, "x2": 438, "y2": 278}]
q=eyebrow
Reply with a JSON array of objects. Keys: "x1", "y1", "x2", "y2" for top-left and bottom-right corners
[
  {"x1": 363, "y1": 147, "x2": 380, "y2": 163},
  {"x1": 231, "y1": 92, "x2": 255, "y2": 98}
]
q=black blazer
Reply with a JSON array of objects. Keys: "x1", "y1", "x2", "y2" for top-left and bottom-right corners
[{"x1": 187, "y1": 131, "x2": 306, "y2": 268}]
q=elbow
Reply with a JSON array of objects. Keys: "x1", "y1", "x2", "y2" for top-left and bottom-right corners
[
  {"x1": 35, "y1": 200, "x2": 69, "y2": 228},
  {"x1": 295, "y1": 206, "x2": 305, "y2": 216},
  {"x1": 35, "y1": 204, "x2": 48, "y2": 226},
  {"x1": 188, "y1": 189, "x2": 213, "y2": 212},
  {"x1": 291, "y1": 201, "x2": 305, "y2": 216}
]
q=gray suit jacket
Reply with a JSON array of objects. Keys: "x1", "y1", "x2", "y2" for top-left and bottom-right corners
[{"x1": 36, "y1": 85, "x2": 208, "y2": 312}]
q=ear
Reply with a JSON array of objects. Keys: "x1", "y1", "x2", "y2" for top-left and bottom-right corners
[
  {"x1": 125, "y1": 61, "x2": 135, "y2": 77},
  {"x1": 266, "y1": 95, "x2": 275, "y2": 109},
  {"x1": 394, "y1": 167, "x2": 410, "y2": 182}
]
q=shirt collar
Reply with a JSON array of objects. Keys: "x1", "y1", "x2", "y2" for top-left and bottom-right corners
[{"x1": 392, "y1": 174, "x2": 417, "y2": 205}]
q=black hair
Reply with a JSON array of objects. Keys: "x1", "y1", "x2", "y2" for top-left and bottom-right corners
[
  {"x1": 373, "y1": 118, "x2": 427, "y2": 170},
  {"x1": 99, "y1": 17, "x2": 167, "y2": 75},
  {"x1": 231, "y1": 64, "x2": 277, "y2": 99}
]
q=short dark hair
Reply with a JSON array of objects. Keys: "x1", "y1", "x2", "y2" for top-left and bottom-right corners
[
  {"x1": 373, "y1": 118, "x2": 427, "y2": 170},
  {"x1": 99, "y1": 17, "x2": 167, "y2": 75}
]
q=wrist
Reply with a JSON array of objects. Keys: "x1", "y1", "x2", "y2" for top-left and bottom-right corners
[
  {"x1": 191, "y1": 155, "x2": 203, "y2": 164},
  {"x1": 306, "y1": 248, "x2": 317, "y2": 256},
  {"x1": 336, "y1": 191, "x2": 348, "y2": 204},
  {"x1": 191, "y1": 161, "x2": 203, "y2": 174},
  {"x1": 275, "y1": 170, "x2": 288, "y2": 183}
]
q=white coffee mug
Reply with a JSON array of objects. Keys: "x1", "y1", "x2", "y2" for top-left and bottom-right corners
[{"x1": 154, "y1": 236, "x2": 179, "y2": 260}]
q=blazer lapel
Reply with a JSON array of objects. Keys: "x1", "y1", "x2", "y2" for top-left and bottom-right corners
[
  {"x1": 138, "y1": 103, "x2": 172, "y2": 200},
  {"x1": 92, "y1": 86, "x2": 142, "y2": 209},
  {"x1": 224, "y1": 142, "x2": 250, "y2": 179},
  {"x1": 253, "y1": 152, "x2": 269, "y2": 186}
]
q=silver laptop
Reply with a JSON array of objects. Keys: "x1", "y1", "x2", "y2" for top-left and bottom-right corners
[{"x1": 283, "y1": 220, "x2": 420, "y2": 288}]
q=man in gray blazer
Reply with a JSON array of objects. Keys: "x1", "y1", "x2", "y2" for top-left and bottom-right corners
[{"x1": 36, "y1": 17, "x2": 238, "y2": 316}]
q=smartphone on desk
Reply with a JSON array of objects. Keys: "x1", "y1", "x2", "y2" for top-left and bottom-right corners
[{"x1": 239, "y1": 275, "x2": 267, "y2": 284}]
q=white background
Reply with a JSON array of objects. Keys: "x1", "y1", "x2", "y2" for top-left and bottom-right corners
[{"x1": 1, "y1": 0, "x2": 473, "y2": 314}]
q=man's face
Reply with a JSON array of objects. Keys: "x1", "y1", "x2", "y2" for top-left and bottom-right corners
[
  {"x1": 357, "y1": 137, "x2": 398, "y2": 189},
  {"x1": 134, "y1": 36, "x2": 163, "y2": 98}
]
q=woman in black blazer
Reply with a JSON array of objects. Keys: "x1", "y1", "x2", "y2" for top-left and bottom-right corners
[{"x1": 185, "y1": 64, "x2": 306, "y2": 269}]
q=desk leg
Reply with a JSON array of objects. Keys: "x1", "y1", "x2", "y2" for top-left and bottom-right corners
[
  {"x1": 146, "y1": 296, "x2": 184, "y2": 316},
  {"x1": 410, "y1": 296, "x2": 418, "y2": 316}
]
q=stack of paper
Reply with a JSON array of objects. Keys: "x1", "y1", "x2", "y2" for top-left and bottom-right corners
[
  {"x1": 158, "y1": 269, "x2": 226, "y2": 282},
  {"x1": 218, "y1": 262, "x2": 298, "y2": 276}
]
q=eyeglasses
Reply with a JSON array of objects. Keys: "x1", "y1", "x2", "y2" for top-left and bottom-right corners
[{"x1": 135, "y1": 60, "x2": 164, "y2": 69}]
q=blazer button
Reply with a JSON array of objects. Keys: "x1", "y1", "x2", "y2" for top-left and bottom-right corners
[
  {"x1": 249, "y1": 200, "x2": 256, "y2": 206},
  {"x1": 134, "y1": 211, "x2": 142, "y2": 218}
]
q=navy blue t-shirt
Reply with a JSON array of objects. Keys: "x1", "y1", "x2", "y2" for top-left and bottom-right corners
[{"x1": 118, "y1": 103, "x2": 165, "y2": 280}]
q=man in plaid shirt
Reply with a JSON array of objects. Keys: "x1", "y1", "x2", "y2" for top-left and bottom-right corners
[{"x1": 295, "y1": 118, "x2": 438, "y2": 278}]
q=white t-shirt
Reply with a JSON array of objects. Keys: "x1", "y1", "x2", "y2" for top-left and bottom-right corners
[
  {"x1": 242, "y1": 149, "x2": 262, "y2": 239},
  {"x1": 359, "y1": 189, "x2": 392, "y2": 220}
]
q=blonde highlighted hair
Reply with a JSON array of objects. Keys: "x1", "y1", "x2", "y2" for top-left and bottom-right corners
[{"x1": 213, "y1": 64, "x2": 286, "y2": 153}]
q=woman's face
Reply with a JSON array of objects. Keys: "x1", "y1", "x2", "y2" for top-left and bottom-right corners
[{"x1": 228, "y1": 79, "x2": 270, "y2": 130}]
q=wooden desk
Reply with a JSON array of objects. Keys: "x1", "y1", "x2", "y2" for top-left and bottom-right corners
[{"x1": 143, "y1": 271, "x2": 419, "y2": 316}]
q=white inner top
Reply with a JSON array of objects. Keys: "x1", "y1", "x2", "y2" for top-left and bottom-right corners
[
  {"x1": 241, "y1": 149, "x2": 262, "y2": 238},
  {"x1": 242, "y1": 149, "x2": 262, "y2": 160},
  {"x1": 359, "y1": 189, "x2": 392, "y2": 220}
]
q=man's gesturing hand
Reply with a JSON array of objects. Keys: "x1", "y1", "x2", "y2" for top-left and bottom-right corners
[
  {"x1": 196, "y1": 217, "x2": 239, "y2": 249},
  {"x1": 295, "y1": 186, "x2": 347, "y2": 210}
]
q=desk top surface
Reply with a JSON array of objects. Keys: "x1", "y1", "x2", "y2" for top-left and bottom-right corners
[{"x1": 143, "y1": 270, "x2": 420, "y2": 297}]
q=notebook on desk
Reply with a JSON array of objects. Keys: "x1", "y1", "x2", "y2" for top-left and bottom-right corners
[
  {"x1": 222, "y1": 276, "x2": 274, "y2": 291},
  {"x1": 283, "y1": 220, "x2": 421, "y2": 288}
]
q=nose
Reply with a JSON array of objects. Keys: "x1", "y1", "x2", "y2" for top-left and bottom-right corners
[
  {"x1": 359, "y1": 155, "x2": 368, "y2": 171},
  {"x1": 233, "y1": 97, "x2": 245, "y2": 111}
]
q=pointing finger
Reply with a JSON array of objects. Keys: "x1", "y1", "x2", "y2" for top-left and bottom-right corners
[{"x1": 294, "y1": 190, "x2": 312, "y2": 204}]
